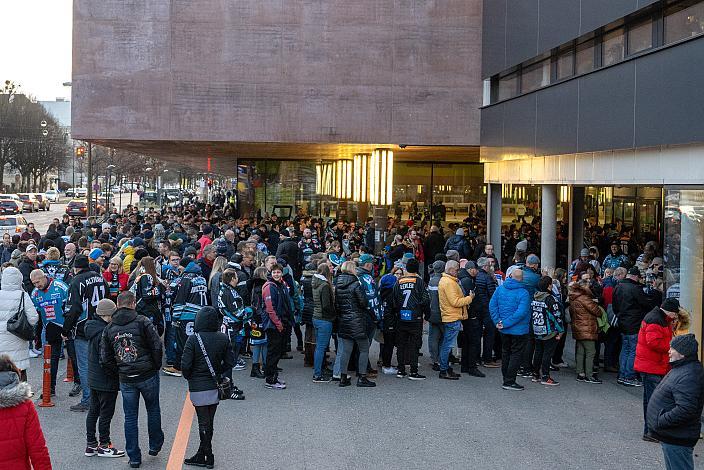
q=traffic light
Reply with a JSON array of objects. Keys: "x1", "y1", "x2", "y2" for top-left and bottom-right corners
[{"x1": 75, "y1": 146, "x2": 86, "y2": 158}]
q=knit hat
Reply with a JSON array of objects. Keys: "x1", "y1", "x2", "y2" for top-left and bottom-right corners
[
  {"x1": 526, "y1": 254, "x2": 540, "y2": 265},
  {"x1": 184, "y1": 246, "x2": 197, "y2": 257},
  {"x1": 671, "y1": 334, "x2": 698, "y2": 358},
  {"x1": 661, "y1": 297, "x2": 680, "y2": 313},
  {"x1": 627, "y1": 266, "x2": 641, "y2": 277},
  {"x1": 96, "y1": 298, "x2": 117, "y2": 317},
  {"x1": 26, "y1": 244, "x2": 37, "y2": 252},
  {"x1": 89, "y1": 248, "x2": 104, "y2": 260},
  {"x1": 328, "y1": 253, "x2": 342, "y2": 267},
  {"x1": 10, "y1": 249, "x2": 21, "y2": 261},
  {"x1": 516, "y1": 239, "x2": 528, "y2": 252},
  {"x1": 465, "y1": 261, "x2": 477, "y2": 270},
  {"x1": 143, "y1": 230, "x2": 154, "y2": 240},
  {"x1": 358, "y1": 254, "x2": 374, "y2": 265},
  {"x1": 432, "y1": 260, "x2": 446, "y2": 275},
  {"x1": 202, "y1": 225, "x2": 213, "y2": 235},
  {"x1": 74, "y1": 255, "x2": 89, "y2": 269},
  {"x1": 216, "y1": 239, "x2": 228, "y2": 256},
  {"x1": 132, "y1": 237, "x2": 145, "y2": 247},
  {"x1": 580, "y1": 248, "x2": 590, "y2": 257},
  {"x1": 455, "y1": 228, "x2": 464, "y2": 236},
  {"x1": 446, "y1": 250, "x2": 460, "y2": 262}
]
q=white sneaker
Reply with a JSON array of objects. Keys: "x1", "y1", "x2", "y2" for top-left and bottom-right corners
[
  {"x1": 29, "y1": 349, "x2": 41, "y2": 358},
  {"x1": 234, "y1": 362, "x2": 246, "y2": 371},
  {"x1": 382, "y1": 366, "x2": 398, "y2": 375}
]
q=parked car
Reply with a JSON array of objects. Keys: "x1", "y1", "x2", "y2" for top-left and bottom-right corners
[
  {"x1": 0, "y1": 215, "x2": 28, "y2": 235},
  {"x1": 44, "y1": 190, "x2": 59, "y2": 202},
  {"x1": 65, "y1": 199, "x2": 88, "y2": 216},
  {"x1": 34, "y1": 193, "x2": 50, "y2": 211},
  {"x1": 17, "y1": 193, "x2": 39, "y2": 213},
  {"x1": 75, "y1": 187, "x2": 88, "y2": 198},
  {"x1": 0, "y1": 199, "x2": 22, "y2": 215}
]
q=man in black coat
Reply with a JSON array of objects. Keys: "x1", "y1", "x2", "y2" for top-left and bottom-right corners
[
  {"x1": 84, "y1": 299, "x2": 124, "y2": 457},
  {"x1": 475, "y1": 257, "x2": 499, "y2": 367},
  {"x1": 647, "y1": 334, "x2": 704, "y2": 470},
  {"x1": 423, "y1": 226, "x2": 445, "y2": 264},
  {"x1": 276, "y1": 228, "x2": 301, "y2": 278}
]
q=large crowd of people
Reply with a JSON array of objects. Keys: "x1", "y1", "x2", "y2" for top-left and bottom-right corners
[{"x1": 0, "y1": 195, "x2": 702, "y2": 470}]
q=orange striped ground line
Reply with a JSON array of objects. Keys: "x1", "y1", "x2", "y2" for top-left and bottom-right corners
[{"x1": 166, "y1": 393, "x2": 194, "y2": 470}]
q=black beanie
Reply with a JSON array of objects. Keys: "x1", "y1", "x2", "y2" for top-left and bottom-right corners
[
  {"x1": 671, "y1": 334, "x2": 698, "y2": 358},
  {"x1": 662, "y1": 297, "x2": 680, "y2": 313}
]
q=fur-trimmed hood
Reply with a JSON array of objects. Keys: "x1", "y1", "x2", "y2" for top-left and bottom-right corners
[{"x1": 0, "y1": 371, "x2": 32, "y2": 408}]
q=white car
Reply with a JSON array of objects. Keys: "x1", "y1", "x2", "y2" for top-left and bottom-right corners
[
  {"x1": 0, "y1": 215, "x2": 28, "y2": 235},
  {"x1": 44, "y1": 190, "x2": 59, "y2": 202}
]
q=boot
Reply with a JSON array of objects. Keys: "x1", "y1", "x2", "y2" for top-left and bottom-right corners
[
  {"x1": 184, "y1": 432, "x2": 207, "y2": 467},
  {"x1": 357, "y1": 375, "x2": 376, "y2": 387},
  {"x1": 203, "y1": 429, "x2": 214, "y2": 469},
  {"x1": 250, "y1": 364, "x2": 265, "y2": 379},
  {"x1": 338, "y1": 374, "x2": 352, "y2": 387}
]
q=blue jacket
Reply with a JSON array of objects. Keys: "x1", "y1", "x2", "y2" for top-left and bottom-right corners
[
  {"x1": 489, "y1": 277, "x2": 531, "y2": 335},
  {"x1": 357, "y1": 267, "x2": 382, "y2": 325},
  {"x1": 31, "y1": 279, "x2": 70, "y2": 327},
  {"x1": 521, "y1": 267, "x2": 540, "y2": 297}
]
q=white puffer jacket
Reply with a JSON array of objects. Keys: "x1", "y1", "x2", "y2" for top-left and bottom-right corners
[{"x1": 0, "y1": 267, "x2": 38, "y2": 371}]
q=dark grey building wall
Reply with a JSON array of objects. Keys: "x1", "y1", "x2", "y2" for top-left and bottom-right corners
[
  {"x1": 482, "y1": 0, "x2": 657, "y2": 78},
  {"x1": 480, "y1": 36, "x2": 704, "y2": 158},
  {"x1": 73, "y1": 0, "x2": 483, "y2": 146}
]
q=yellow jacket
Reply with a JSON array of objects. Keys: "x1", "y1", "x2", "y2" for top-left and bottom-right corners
[
  {"x1": 438, "y1": 273, "x2": 472, "y2": 323},
  {"x1": 122, "y1": 245, "x2": 136, "y2": 275}
]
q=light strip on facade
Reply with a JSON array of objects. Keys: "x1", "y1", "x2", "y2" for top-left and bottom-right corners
[{"x1": 371, "y1": 148, "x2": 393, "y2": 206}]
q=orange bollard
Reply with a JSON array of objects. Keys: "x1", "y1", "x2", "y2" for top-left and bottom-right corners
[
  {"x1": 63, "y1": 356, "x2": 74, "y2": 383},
  {"x1": 38, "y1": 344, "x2": 55, "y2": 408}
]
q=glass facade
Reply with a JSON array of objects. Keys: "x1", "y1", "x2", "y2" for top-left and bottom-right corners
[
  {"x1": 602, "y1": 27, "x2": 625, "y2": 66},
  {"x1": 628, "y1": 18, "x2": 653, "y2": 54},
  {"x1": 664, "y1": 188, "x2": 704, "y2": 355},
  {"x1": 665, "y1": 0, "x2": 704, "y2": 44}
]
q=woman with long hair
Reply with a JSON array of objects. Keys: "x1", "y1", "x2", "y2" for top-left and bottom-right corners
[
  {"x1": 208, "y1": 256, "x2": 229, "y2": 306},
  {"x1": 130, "y1": 256, "x2": 164, "y2": 335}
]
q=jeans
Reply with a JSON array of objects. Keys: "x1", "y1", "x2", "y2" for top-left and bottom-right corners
[
  {"x1": 251, "y1": 343, "x2": 267, "y2": 367},
  {"x1": 381, "y1": 330, "x2": 396, "y2": 368},
  {"x1": 74, "y1": 337, "x2": 91, "y2": 405},
  {"x1": 312, "y1": 319, "x2": 333, "y2": 377},
  {"x1": 164, "y1": 320, "x2": 176, "y2": 366},
  {"x1": 500, "y1": 333, "x2": 527, "y2": 385},
  {"x1": 428, "y1": 323, "x2": 444, "y2": 364},
  {"x1": 264, "y1": 328, "x2": 285, "y2": 383},
  {"x1": 460, "y1": 317, "x2": 482, "y2": 371},
  {"x1": 575, "y1": 340, "x2": 596, "y2": 376},
  {"x1": 480, "y1": 312, "x2": 496, "y2": 363},
  {"x1": 661, "y1": 443, "x2": 694, "y2": 470},
  {"x1": 439, "y1": 321, "x2": 462, "y2": 372},
  {"x1": 396, "y1": 322, "x2": 422, "y2": 374},
  {"x1": 619, "y1": 334, "x2": 638, "y2": 380},
  {"x1": 86, "y1": 389, "x2": 118, "y2": 446},
  {"x1": 642, "y1": 373, "x2": 663, "y2": 435},
  {"x1": 120, "y1": 374, "x2": 164, "y2": 464},
  {"x1": 338, "y1": 337, "x2": 370, "y2": 376},
  {"x1": 532, "y1": 337, "x2": 558, "y2": 379}
]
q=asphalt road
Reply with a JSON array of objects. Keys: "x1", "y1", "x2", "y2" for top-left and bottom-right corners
[{"x1": 26, "y1": 333, "x2": 702, "y2": 470}]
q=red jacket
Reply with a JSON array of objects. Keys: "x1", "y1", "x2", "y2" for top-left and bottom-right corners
[
  {"x1": 0, "y1": 381, "x2": 52, "y2": 470},
  {"x1": 102, "y1": 270, "x2": 129, "y2": 300},
  {"x1": 196, "y1": 235, "x2": 212, "y2": 259},
  {"x1": 634, "y1": 307, "x2": 673, "y2": 376}
]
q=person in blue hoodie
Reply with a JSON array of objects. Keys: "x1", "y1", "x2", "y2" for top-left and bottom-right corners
[{"x1": 489, "y1": 268, "x2": 531, "y2": 391}]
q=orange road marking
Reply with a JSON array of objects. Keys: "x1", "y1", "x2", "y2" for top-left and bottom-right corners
[{"x1": 166, "y1": 393, "x2": 194, "y2": 470}]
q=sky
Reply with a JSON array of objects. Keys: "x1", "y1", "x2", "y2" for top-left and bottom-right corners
[{"x1": 0, "y1": 0, "x2": 72, "y2": 101}]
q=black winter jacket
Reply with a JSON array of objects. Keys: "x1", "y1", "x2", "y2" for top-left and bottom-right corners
[
  {"x1": 132, "y1": 274, "x2": 163, "y2": 334},
  {"x1": 85, "y1": 318, "x2": 119, "y2": 392},
  {"x1": 473, "y1": 269, "x2": 496, "y2": 317},
  {"x1": 427, "y1": 273, "x2": 442, "y2": 324},
  {"x1": 612, "y1": 278, "x2": 654, "y2": 335},
  {"x1": 392, "y1": 274, "x2": 430, "y2": 325},
  {"x1": 457, "y1": 270, "x2": 478, "y2": 318},
  {"x1": 276, "y1": 238, "x2": 300, "y2": 277},
  {"x1": 181, "y1": 307, "x2": 234, "y2": 393},
  {"x1": 64, "y1": 269, "x2": 110, "y2": 338},
  {"x1": 100, "y1": 308, "x2": 162, "y2": 383},
  {"x1": 300, "y1": 270, "x2": 315, "y2": 326},
  {"x1": 334, "y1": 272, "x2": 368, "y2": 340},
  {"x1": 423, "y1": 232, "x2": 445, "y2": 263},
  {"x1": 647, "y1": 357, "x2": 704, "y2": 447}
]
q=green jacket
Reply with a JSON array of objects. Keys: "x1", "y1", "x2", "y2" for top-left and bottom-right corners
[{"x1": 312, "y1": 274, "x2": 336, "y2": 322}]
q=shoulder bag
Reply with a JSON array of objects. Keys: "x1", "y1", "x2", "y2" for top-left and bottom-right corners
[
  {"x1": 7, "y1": 292, "x2": 35, "y2": 341},
  {"x1": 195, "y1": 333, "x2": 232, "y2": 400}
]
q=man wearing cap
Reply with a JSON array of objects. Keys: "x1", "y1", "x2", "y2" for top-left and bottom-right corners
[
  {"x1": 569, "y1": 248, "x2": 592, "y2": 280},
  {"x1": 64, "y1": 254, "x2": 111, "y2": 412},
  {"x1": 635, "y1": 297, "x2": 681, "y2": 442},
  {"x1": 613, "y1": 266, "x2": 657, "y2": 387},
  {"x1": 84, "y1": 298, "x2": 124, "y2": 458},
  {"x1": 647, "y1": 334, "x2": 704, "y2": 470},
  {"x1": 88, "y1": 248, "x2": 105, "y2": 273},
  {"x1": 18, "y1": 243, "x2": 38, "y2": 293}
]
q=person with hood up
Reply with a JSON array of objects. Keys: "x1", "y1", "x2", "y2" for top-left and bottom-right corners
[
  {"x1": 0, "y1": 267, "x2": 39, "y2": 381},
  {"x1": 426, "y1": 260, "x2": 445, "y2": 371},
  {"x1": 569, "y1": 279, "x2": 603, "y2": 384},
  {"x1": 444, "y1": 227, "x2": 471, "y2": 260},
  {"x1": 335, "y1": 261, "x2": 376, "y2": 388},
  {"x1": 0, "y1": 355, "x2": 52, "y2": 470},
  {"x1": 647, "y1": 334, "x2": 704, "y2": 470},
  {"x1": 530, "y1": 276, "x2": 564, "y2": 386},
  {"x1": 181, "y1": 307, "x2": 235, "y2": 469},
  {"x1": 121, "y1": 241, "x2": 137, "y2": 275},
  {"x1": 489, "y1": 269, "x2": 531, "y2": 390},
  {"x1": 84, "y1": 299, "x2": 124, "y2": 458}
]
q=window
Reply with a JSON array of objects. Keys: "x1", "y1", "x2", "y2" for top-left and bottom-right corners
[
  {"x1": 521, "y1": 59, "x2": 551, "y2": 93},
  {"x1": 576, "y1": 39, "x2": 595, "y2": 74},
  {"x1": 556, "y1": 47, "x2": 575, "y2": 80},
  {"x1": 665, "y1": 1, "x2": 704, "y2": 44},
  {"x1": 628, "y1": 18, "x2": 653, "y2": 54},
  {"x1": 498, "y1": 72, "x2": 518, "y2": 101},
  {"x1": 602, "y1": 28, "x2": 625, "y2": 66}
]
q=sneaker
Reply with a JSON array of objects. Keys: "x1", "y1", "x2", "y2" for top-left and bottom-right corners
[
  {"x1": 531, "y1": 374, "x2": 540, "y2": 383},
  {"x1": 631, "y1": 379, "x2": 643, "y2": 387},
  {"x1": 71, "y1": 402, "x2": 89, "y2": 412},
  {"x1": 29, "y1": 349, "x2": 41, "y2": 358},
  {"x1": 586, "y1": 375, "x2": 603, "y2": 384},
  {"x1": 576, "y1": 375, "x2": 588, "y2": 383},
  {"x1": 549, "y1": 364, "x2": 560, "y2": 372},
  {"x1": 467, "y1": 368, "x2": 486, "y2": 378},
  {"x1": 439, "y1": 370, "x2": 459, "y2": 380},
  {"x1": 234, "y1": 361, "x2": 246, "y2": 371},
  {"x1": 482, "y1": 361, "x2": 501, "y2": 369},
  {"x1": 617, "y1": 377, "x2": 628, "y2": 386},
  {"x1": 69, "y1": 383, "x2": 82, "y2": 397},
  {"x1": 382, "y1": 366, "x2": 398, "y2": 375},
  {"x1": 162, "y1": 366, "x2": 182, "y2": 377},
  {"x1": 431, "y1": 363, "x2": 440, "y2": 371},
  {"x1": 97, "y1": 445, "x2": 125, "y2": 458},
  {"x1": 85, "y1": 445, "x2": 98, "y2": 457},
  {"x1": 408, "y1": 373, "x2": 426, "y2": 381},
  {"x1": 642, "y1": 434, "x2": 659, "y2": 443},
  {"x1": 540, "y1": 377, "x2": 560, "y2": 386},
  {"x1": 331, "y1": 375, "x2": 341, "y2": 382},
  {"x1": 129, "y1": 462, "x2": 141, "y2": 468},
  {"x1": 502, "y1": 383, "x2": 525, "y2": 391},
  {"x1": 148, "y1": 448, "x2": 160, "y2": 456},
  {"x1": 240, "y1": 351, "x2": 252, "y2": 358},
  {"x1": 312, "y1": 375, "x2": 331, "y2": 383},
  {"x1": 264, "y1": 380, "x2": 286, "y2": 390},
  {"x1": 396, "y1": 370, "x2": 408, "y2": 379},
  {"x1": 519, "y1": 370, "x2": 534, "y2": 378},
  {"x1": 552, "y1": 361, "x2": 568, "y2": 368},
  {"x1": 229, "y1": 388, "x2": 245, "y2": 400}
]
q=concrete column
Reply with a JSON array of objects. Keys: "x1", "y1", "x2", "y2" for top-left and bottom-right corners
[
  {"x1": 541, "y1": 184, "x2": 557, "y2": 270},
  {"x1": 570, "y1": 186, "x2": 585, "y2": 262},
  {"x1": 373, "y1": 205, "x2": 388, "y2": 255},
  {"x1": 679, "y1": 207, "x2": 704, "y2": 353},
  {"x1": 487, "y1": 183, "x2": 502, "y2": 262}
]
